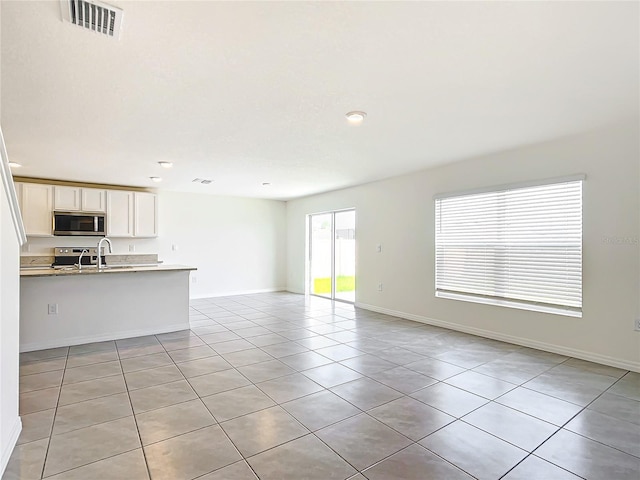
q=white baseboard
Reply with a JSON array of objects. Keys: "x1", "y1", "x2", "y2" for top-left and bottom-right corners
[
  {"x1": 356, "y1": 302, "x2": 640, "y2": 373},
  {"x1": 1, "y1": 417, "x2": 22, "y2": 476},
  {"x1": 285, "y1": 288, "x2": 305, "y2": 295},
  {"x1": 190, "y1": 287, "x2": 286, "y2": 300},
  {"x1": 20, "y1": 322, "x2": 190, "y2": 353}
]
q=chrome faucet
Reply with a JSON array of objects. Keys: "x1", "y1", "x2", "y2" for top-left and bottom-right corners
[
  {"x1": 97, "y1": 237, "x2": 113, "y2": 270},
  {"x1": 75, "y1": 249, "x2": 89, "y2": 271}
]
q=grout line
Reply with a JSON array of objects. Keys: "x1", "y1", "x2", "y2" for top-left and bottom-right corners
[
  {"x1": 115, "y1": 342, "x2": 154, "y2": 480},
  {"x1": 498, "y1": 452, "x2": 588, "y2": 480},
  {"x1": 37, "y1": 346, "x2": 69, "y2": 480},
  {"x1": 190, "y1": 459, "x2": 260, "y2": 480},
  {"x1": 38, "y1": 447, "x2": 145, "y2": 479},
  {"x1": 48, "y1": 381, "x2": 126, "y2": 409},
  {"x1": 387, "y1": 441, "x2": 478, "y2": 480},
  {"x1": 499, "y1": 369, "x2": 636, "y2": 478},
  {"x1": 139, "y1": 330, "x2": 258, "y2": 480}
]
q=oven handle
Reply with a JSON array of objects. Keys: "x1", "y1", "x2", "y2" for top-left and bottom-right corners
[{"x1": 94, "y1": 216, "x2": 98, "y2": 232}]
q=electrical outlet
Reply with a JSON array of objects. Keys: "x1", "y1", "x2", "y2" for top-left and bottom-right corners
[
  {"x1": 635, "y1": 318, "x2": 640, "y2": 332},
  {"x1": 376, "y1": 244, "x2": 382, "y2": 253},
  {"x1": 172, "y1": 244, "x2": 179, "y2": 251},
  {"x1": 378, "y1": 283, "x2": 383, "y2": 292},
  {"x1": 48, "y1": 304, "x2": 58, "y2": 315},
  {"x1": 191, "y1": 275, "x2": 197, "y2": 284},
  {"x1": 128, "y1": 244, "x2": 135, "y2": 252}
]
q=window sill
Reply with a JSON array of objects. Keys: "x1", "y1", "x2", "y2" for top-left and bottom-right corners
[{"x1": 435, "y1": 291, "x2": 582, "y2": 318}]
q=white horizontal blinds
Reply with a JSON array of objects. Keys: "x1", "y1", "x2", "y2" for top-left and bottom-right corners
[{"x1": 435, "y1": 180, "x2": 582, "y2": 310}]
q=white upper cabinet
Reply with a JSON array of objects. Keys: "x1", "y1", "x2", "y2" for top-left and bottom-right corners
[
  {"x1": 134, "y1": 192, "x2": 158, "y2": 237},
  {"x1": 107, "y1": 191, "x2": 158, "y2": 238},
  {"x1": 106, "y1": 190, "x2": 134, "y2": 237},
  {"x1": 54, "y1": 186, "x2": 106, "y2": 212},
  {"x1": 20, "y1": 183, "x2": 53, "y2": 236},
  {"x1": 17, "y1": 182, "x2": 156, "y2": 238},
  {"x1": 54, "y1": 186, "x2": 81, "y2": 211},
  {"x1": 81, "y1": 188, "x2": 106, "y2": 212}
]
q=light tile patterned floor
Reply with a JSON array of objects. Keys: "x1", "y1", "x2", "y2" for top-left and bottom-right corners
[{"x1": 4, "y1": 292, "x2": 640, "y2": 480}]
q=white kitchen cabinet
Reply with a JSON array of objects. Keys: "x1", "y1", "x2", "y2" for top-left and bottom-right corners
[
  {"x1": 54, "y1": 186, "x2": 81, "y2": 211},
  {"x1": 134, "y1": 192, "x2": 158, "y2": 237},
  {"x1": 54, "y1": 186, "x2": 106, "y2": 212},
  {"x1": 20, "y1": 183, "x2": 53, "y2": 236},
  {"x1": 16, "y1": 182, "x2": 155, "y2": 238},
  {"x1": 106, "y1": 190, "x2": 134, "y2": 237},
  {"x1": 81, "y1": 188, "x2": 106, "y2": 212}
]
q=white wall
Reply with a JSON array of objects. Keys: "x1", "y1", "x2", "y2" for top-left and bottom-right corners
[
  {"x1": 287, "y1": 120, "x2": 640, "y2": 371},
  {"x1": 1, "y1": 3, "x2": 24, "y2": 471},
  {"x1": 0, "y1": 165, "x2": 22, "y2": 473},
  {"x1": 25, "y1": 191, "x2": 287, "y2": 298}
]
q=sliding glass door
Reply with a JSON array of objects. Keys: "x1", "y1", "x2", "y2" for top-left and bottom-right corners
[
  {"x1": 308, "y1": 209, "x2": 356, "y2": 303},
  {"x1": 309, "y1": 213, "x2": 333, "y2": 299}
]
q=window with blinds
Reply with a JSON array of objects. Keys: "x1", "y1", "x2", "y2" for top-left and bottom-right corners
[{"x1": 435, "y1": 178, "x2": 583, "y2": 317}]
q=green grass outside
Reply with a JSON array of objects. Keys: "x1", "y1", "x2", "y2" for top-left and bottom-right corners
[{"x1": 313, "y1": 276, "x2": 355, "y2": 294}]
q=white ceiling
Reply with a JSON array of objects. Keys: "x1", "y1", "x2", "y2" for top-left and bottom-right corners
[{"x1": 1, "y1": 1, "x2": 638, "y2": 200}]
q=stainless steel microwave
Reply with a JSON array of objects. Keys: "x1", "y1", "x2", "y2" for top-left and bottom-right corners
[{"x1": 53, "y1": 211, "x2": 106, "y2": 236}]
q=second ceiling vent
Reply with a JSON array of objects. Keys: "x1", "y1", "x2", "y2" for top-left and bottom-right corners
[{"x1": 60, "y1": 0, "x2": 124, "y2": 39}]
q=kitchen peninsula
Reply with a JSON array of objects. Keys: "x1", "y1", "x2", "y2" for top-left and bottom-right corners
[
  {"x1": 12, "y1": 178, "x2": 196, "y2": 351},
  {"x1": 20, "y1": 264, "x2": 195, "y2": 352}
]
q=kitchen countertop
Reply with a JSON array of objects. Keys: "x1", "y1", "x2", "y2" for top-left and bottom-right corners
[{"x1": 20, "y1": 264, "x2": 196, "y2": 277}]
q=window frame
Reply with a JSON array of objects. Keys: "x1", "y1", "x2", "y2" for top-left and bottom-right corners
[{"x1": 434, "y1": 175, "x2": 585, "y2": 318}]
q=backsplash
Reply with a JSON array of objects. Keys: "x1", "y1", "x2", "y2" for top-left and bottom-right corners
[
  {"x1": 20, "y1": 253, "x2": 158, "y2": 267},
  {"x1": 20, "y1": 255, "x2": 54, "y2": 267},
  {"x1": 21, "y1": 236, "x2": 160, "y2": 256}
]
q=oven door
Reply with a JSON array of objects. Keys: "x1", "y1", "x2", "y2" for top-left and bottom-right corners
[{"x1": 54, "y1": 212, "x2": 106, "y2": 236}]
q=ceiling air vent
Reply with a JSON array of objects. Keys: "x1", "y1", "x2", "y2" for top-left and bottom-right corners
[{"x1": 60, "y1": 0, "x2": 124, "y2": 39}]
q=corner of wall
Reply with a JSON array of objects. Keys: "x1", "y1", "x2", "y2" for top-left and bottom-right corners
[
  {"x1": 0, "y1": 418, "x2": 21, "y2": 475},
  {"x1": 0, "y1": 163, "x2": 22, "y2": 476}
]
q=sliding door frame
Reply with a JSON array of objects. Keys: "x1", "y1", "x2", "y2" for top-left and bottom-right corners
[{"x1": 307, "y1": 208, "x2": 356, "y2": 304}]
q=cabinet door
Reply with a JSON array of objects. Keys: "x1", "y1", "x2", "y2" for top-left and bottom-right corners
[
  {"x1": 22, "y1": 183, "x2": 53, "y2": 236},
  {"x1": 134, "y1": 192, "x2": 158, "y2": 237},
  {"x1": 106, "y1": 190, "x2": 134, "y2": 237},
  {"x1": 82, "y1": 188, "x2": 106, "y2": 212},
  {"x1": 54, "y1": 186, "x2": 81, "y2": 211}
]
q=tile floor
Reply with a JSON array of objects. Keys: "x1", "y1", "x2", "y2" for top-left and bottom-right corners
[{"x1": 4, "y1": 292, "x2": 640, "y2": 480}]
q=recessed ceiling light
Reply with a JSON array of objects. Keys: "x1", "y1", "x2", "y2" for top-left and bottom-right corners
[
  {"x1": 262, "y1": 182, "x2": 271, "y2": 186},
  {"x1": 158, "y1": 161, "x2": 173, "y2": 168},
  {"x1": 150, "y1": 176, "x2": 162, "y2": 182},
  {"x1": 346, "y1": 111, "x2": 366, "y2": 124},
  {"x1": 8, "y1": 162, "x2": 21, "y2": 168}
]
